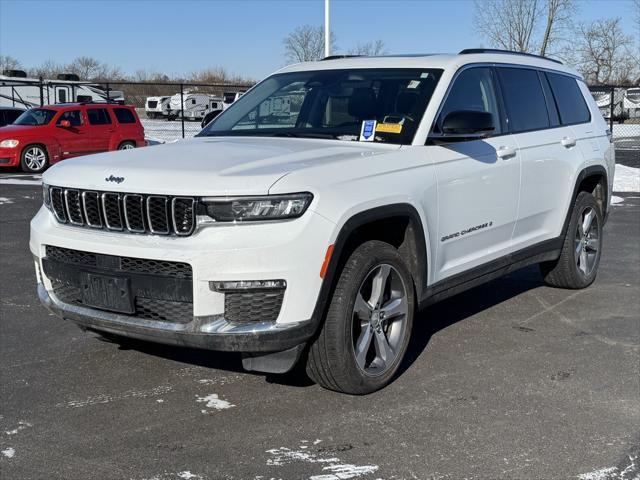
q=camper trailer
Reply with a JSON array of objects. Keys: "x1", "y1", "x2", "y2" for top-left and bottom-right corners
[
  {"x1": 624, "y1": 87, "x2": 640, "y2": 119},
  {"x1": 168, "y1": 92, "x2": 223, "y2": 121},
  {"x1": 0, "y1": 70, "x2": 124, "y2": 108},
  {"x1": 145, "y1": 96, "x2": 171, "y2": 119}
]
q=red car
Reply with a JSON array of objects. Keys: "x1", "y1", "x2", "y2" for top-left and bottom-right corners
[{"x1": 0, "y1": 103, "x2": 145, "y2": 173}]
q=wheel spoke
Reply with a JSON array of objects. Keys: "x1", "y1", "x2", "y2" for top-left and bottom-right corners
[
  {"x1": 373, "y1": 329, "x2": 393, "y2": 365},
  {"x1": 354, "y1": 326, "x2": 373, "y2": 369},
  {"x1": 354, "y1": 292, "x2": 372, "y2": 320},
  {"x1": 380, "y1": 296, "x2": 406, "y2": 321},
  {"x1": 369, "y1": 265, "x2": 390, "y2": 307},
  {"x1": 582, "y1": 209, "x2": 595, "y2": 235},
  {"x1": 574, "y1": 239, "x2": 583, "y2": 258},
  {"x1": 579, "y1": 248, "x2": 588, "y2": 274}
]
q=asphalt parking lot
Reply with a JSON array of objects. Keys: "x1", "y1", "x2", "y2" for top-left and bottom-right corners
[{"x1": 1, "y1": 165, "x2": 638, "y2": 480}]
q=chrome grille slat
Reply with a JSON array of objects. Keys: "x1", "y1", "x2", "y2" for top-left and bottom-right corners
[
  {"x1": 123, "y1": 194, "x2": 145, "y2": 233},
  {"x1": 48, "y1": 187, "x2": 195, "y2": 236},
  {"x1": 64, "y1": 189, "x2": 84, "y2": 225}
]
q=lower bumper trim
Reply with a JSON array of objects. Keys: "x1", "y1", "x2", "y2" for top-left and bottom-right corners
[{"x1": 38, "y1": 283, "x2": 317, "y2": 353}]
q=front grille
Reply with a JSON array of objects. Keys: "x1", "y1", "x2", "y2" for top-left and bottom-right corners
[
  {"x1": 45, "y1": 245, "x2": 193, "y2": 324},
  {"x1": 49, "y1": 186, "x2": 195, "y2": 236},
  {"x1": 46, "y1": 245, "x2": 192, "y2": 279},
  {"x1": 224, "y1": 290, "x2": 285, "y2": 323}
]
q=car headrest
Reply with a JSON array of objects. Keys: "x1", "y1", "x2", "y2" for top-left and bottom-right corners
[{"x1": 348, "y1": 88, "x2": 377, "y2": 119}]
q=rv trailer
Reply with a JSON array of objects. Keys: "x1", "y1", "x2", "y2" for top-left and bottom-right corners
[
  {"x1": 167, "y1": 92, "x2": 223, "y2": 121},
  {"x1": 145, "y1": 96, "x2": 171, "y2": 119}
]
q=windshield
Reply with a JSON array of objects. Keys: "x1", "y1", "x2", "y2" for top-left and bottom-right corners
[
  {"x1": 199, "y1": 68, "x2": 443, "y2": 144},
  {"x1": 13, "y1": 108, "x2": 56, "y2": 126}
]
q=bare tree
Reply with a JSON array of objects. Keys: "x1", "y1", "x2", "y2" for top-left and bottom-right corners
[
  {"x1": 28, "y1": 60, "x2": 64, "y2": 79},
  {"x1": 284, "y1": 25, "x2": 336, "y2": 63},
  {"x1": 539, "y1": 0, "x2": 574, "y2": 56},
  {"x1": 575, "y1": 18, "x2": 636, "y2": 84},
  {"x1": 348, "y1": 40, "x2": 386, "y2": 56},
  {"x1": 474, "y1": 0, "x2": 542, "y2": 52},
  {"x1": 0, "y1": 55, "x2": 22, "y2": 72}
]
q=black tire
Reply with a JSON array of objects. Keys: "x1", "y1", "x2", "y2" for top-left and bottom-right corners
[
  {"x1": 306, "y1": 240, "x2": 415, "y2": 394},
  {"x1": 20, "y1": 144, "x2": 48, "y2": 173},
  {"x1": 118, "y1": 141, "x2": 136, "y2": 150},
  {"x1": 540, "y1": 191, "x2": 603, "y2": 289}
]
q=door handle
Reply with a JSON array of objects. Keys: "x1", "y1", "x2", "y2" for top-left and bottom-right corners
[
  {"x1": 561, "y1": 136, "x2": 576, "y2": 148},
  {"x1": 496, "y1": 146, "x2": 516, "y2": 159}
]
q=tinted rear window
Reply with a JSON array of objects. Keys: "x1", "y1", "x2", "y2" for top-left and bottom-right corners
[
  {"x1": 546, "y1": 73, "x2": 591, "y2": 125},
  {"x1": 113, "y1": 108, "x2": 136, "y2": 124},
  {"x1": 497, "y1": 67, "x2": 549, "y2": 133},
  {"x1": 87, "y1": 108, "x2": 112, "y2": 125}
]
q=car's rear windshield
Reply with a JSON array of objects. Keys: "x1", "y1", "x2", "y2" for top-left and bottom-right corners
[
  {"x1": 13, "y1": 108, "x2": 57, "y2": 126},
  {"x1": 199, "y1": 68, "x2": 443, "y2": 145}
]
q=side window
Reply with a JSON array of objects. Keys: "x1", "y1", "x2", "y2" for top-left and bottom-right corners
[
  {"x1": 497, "y1": 67, "x2": 549, "y2": 133},
  {"x1": 7, "y1": 110, "x2": 22, "y2": 123},
  {"x1": 57, "y1": 110, "x2": 83, "y2": 126},
  {"x1": 546, "y1": 72, "x2": 591, "y2": 125},
  {"x1": 87, "y1": 108, "x2": 112, "y2": 125},
  {"x1": 437, "y1": 67, "x2": 502, "y2": 135},
  {"x1": 538, "y1": 72, "x2": 560, "y2": 127},
  {"x1": 113, "y1": 108, "x2": 136, "y2": 124}
]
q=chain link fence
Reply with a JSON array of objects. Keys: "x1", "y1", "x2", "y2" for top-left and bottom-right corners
[
  {"x1": 588, "y1": 85, "x2": 640, "y2": 157},
  {"x1": 0, "y1": 77, "x2": 253, "y2": 143}
]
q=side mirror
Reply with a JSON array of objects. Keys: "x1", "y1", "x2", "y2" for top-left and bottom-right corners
[
  {"x1": 428, "y1": 110, "x2": 495, "y2": 144},
  {"x1": 57, "y1": 119, "x2": 71, "y2": 128}
]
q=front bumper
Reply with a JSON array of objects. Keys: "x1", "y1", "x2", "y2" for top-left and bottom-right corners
[
  {"x1": 0, "y1": 147, "x2": 19, "y2": 167},
  {"x1": 37, "y1": 283, "x2": 317, "y2": 352}
]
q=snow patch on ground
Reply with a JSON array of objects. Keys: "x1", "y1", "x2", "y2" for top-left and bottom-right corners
[
  {"x1": 265, "y1": 443, "x2": 378, "y2": 479},
  {"x1": 577, "y1": 453, "x2": 639, "y2": 480},
  {"x1": 0, "y1": 177, "x2": 42, "y2": 186},
  {"x1": 611, "y1": 195, "x2": 624, "y2": 205},
  {"x1": 1, "y1": 447, "x2": 15, "y2": 458},
  {"x1": 5, "y1": 421, "x2": 32, "y2": 435},
  {"x1": 614, "y1": 164, "x2": 640, "y2": 192},
  {"x1": 57, "y1": 385, "x2": 173, "y2": 408},
  {"x1": 0, "y1": 197, "x2": 14, "y2": 204},
  {"x1": 196, "y1": 393, "x2": 234, "y2": 412},
  {"x1": 177, "y1": 472, "x2": 202, "y2": 479},
  {"x1": 578, "y1": 466, "x2": 619, "y2": 480}
]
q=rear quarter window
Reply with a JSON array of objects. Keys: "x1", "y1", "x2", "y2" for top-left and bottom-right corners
[
  {"x1": 87, "y1": 108, "x2": 112, "y2": 125},
  {"x1": 497, "y1": 67, "x2": 549, "y2": 133},
  {"x1": 546, "y1": 72, "x2": 591, "y2": 125},
  {"x1": 113, "y1": 108, "x2": 136, "y2": 124}
]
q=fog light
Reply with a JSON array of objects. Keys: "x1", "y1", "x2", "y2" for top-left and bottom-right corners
[{"x1": 209, "y1": 279, "x2": 286, "y2": 292}]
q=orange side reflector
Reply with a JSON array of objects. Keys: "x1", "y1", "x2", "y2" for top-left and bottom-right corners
[{"x1": 319, "y1": 244, "x2": 334, "y2": 279}]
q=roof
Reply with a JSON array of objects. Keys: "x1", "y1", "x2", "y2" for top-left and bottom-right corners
[{"x1": 278, "y1": 51, "x2": 580, "y2": 78}]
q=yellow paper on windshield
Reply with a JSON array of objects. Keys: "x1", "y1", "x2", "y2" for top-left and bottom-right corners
[{"x1": 376, "y1": 123, "x2": 403, "y2": 134}]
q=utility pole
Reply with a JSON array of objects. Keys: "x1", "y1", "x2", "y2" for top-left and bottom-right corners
[{"x1": 324, "y1": 0, "x2": 330, "y2": 58}]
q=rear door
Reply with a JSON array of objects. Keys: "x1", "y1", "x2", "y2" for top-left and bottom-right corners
[
  {"x1": 86, "y1": 107, "x2": 114, "y2": 152},
  {"x1": 430, "y1": 66, "x2": 520, "y2": 281},
  {"x1": 53, "y1": 109, "x2": 91, "y2": 157},
  {"x1": 498, "y1": 67, "x2": 584, "y2": 251}
]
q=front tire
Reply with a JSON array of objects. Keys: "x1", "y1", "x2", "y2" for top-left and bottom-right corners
[
  {"x1": 306, "y1": 240, "x2": 414, "y2": 394},
  {"x1": 20, "y1": 145, "x2": 48, "y2": 173},
  {"x1": 540, "y1": 191, "x2": 603, "y2": 289}
]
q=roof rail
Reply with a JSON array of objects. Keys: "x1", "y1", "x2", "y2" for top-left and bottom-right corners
[
  {"x1": 321, "y1": 55, "x2": 363, "y2": 61},
  {"x1": 458, "y1": 48, "x2": 563, "y2": 65}
]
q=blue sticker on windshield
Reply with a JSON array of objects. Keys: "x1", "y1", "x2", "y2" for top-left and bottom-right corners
[{"x1": 359, "y1": 120, "x2": 377, "y2": 142}]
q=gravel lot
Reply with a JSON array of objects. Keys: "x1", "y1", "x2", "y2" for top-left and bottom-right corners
[{"x1": 0, "y1": 159, "x2": 638, "y2": 479}]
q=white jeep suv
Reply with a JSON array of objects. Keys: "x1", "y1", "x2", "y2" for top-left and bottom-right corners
[{"x1": 31, "y1": 50, "x2": 614, "y2": 394}]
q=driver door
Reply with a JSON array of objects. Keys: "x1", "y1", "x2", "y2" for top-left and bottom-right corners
[
  {"x1": 54, "y1": 110, "x2": 91, "y2": 158},
  {"x1": 429, "y1": 66, "x2": 520, "y2": 282}
]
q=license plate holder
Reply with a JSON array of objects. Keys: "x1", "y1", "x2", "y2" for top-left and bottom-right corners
[{"x1": 80, "y1": 272, "x2": 134, "y2": 314}]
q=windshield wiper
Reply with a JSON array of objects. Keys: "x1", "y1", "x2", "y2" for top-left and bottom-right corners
[{"x1": 266, "y1": 131, "x2": 339, "y2": 139}]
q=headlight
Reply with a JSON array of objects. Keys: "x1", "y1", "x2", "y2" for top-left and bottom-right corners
[
  {"x1": 199, "y1": 192, "x2": 313, "y2": 223},
  {"x1": 0, "y1": 139, "x2": 19, "y2": 148},
  {"x1": 42, "y1": 184, "x2": 51, "y2": 209}
]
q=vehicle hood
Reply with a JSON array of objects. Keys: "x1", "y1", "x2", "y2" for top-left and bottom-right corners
[
  {"x1": 43, "y1": 136, "x2": 400, "y2": 196},
  {"x1": 0, "y1": 124, "x2": 41, "y2": 137}
]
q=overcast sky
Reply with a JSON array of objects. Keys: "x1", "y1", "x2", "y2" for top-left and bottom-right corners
[{"x1": 0, "y1": 0, "x2": 637, "y2": 79}]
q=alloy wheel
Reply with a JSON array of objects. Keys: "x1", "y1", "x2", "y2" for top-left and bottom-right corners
[
  {"x1": 351, "y1": 263, "x2": 408, "y2": 376},
  {"x1": 574, "y1": 206, "x2": 599, "y2": 276},
  {"x1": 24, "y1": 147, "x2": 46, "y2": 171}
]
